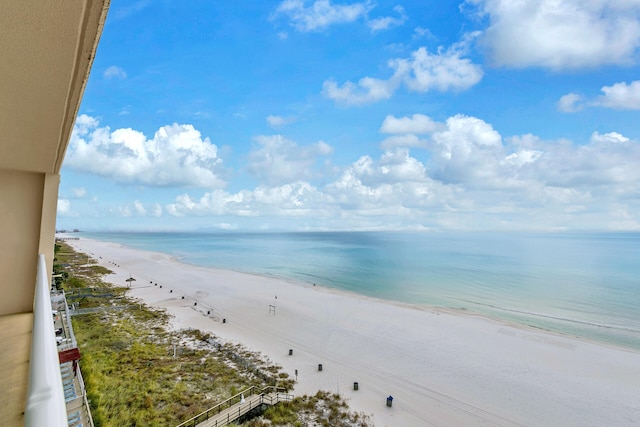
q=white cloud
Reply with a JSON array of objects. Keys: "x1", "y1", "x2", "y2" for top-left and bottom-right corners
[
  {"x1": 161, "y1": 118, "x2": 640, "y2": 230},
  {"x1": 468, "y1": 0, "x2": 640, "y2": 69},
  {"x1": 429, "y1": 115, "x2": 504, "y2": 185},
  {"x1": 559, "y1": 80, "x2": 640, "y2": 111},
  {"x1": 380, "y1": 134, "x2": 428, "y2": 150},
  {"x1": 65, "y1": 115, "x2": 227, "y2": 188},
  {"x1": 368, "y1": 5, "x2": 407, "y2": 32},
  {"x1": 57, "y1": 199, "x2": 71, "y2": 216},
  {"x1": 71, "y1": 187, "x2": 87, "y2": 198},
  {"x1": 103, "y1": 65, "x2": 127, "y2": 79},
  {"x1": 557, "y1": 93, "x2": 584, "y2": 112},
  {"x1": 398, "y1": 43, "x2": 483, "y2": 92},
  {"x1": 323, "y1": 42, "x2": 483, "y2": 105},
  {"x1": 267, "y1": 115, "x2": 296, "y2": 128},
  {"x1": 595, "y1": 80, "x2": 640, "y2": 110},
  {"x1": 248, "y1": 135, "x2": 333, "y2": 185},
  {"x1": 273, "y1": 0, "x2": 372, "y2": 31},
  {"x1": 379, "y1": 114, "x2": 639, "y2": 210},
  {"x1": 323, "y1": 76, "x2": 399, "y2": 105},
  {"x1": 380, "y1": 114, "x2": 443, "y2": 134},
  {"x1": 166, "y1": 182, "x2": 328, "y2": 218},
  {"x1": 325, "y1": 149, "x2": 444, "y2": 214},
  {"x1": 134, "y1": 200, "x2": 147, "y2": 216},
  {"x1": 68, "y1": 115, "x2": 640, "y2": 231},
  {"x1": 73, "y1": 114, "x2": 100, "y2": 135},
  {"x1": 413, "y1": 26, "x2": 435, "y2": 40},
  {"x1": 590, "y1": 131, "x2": 630, "y2": 144}
]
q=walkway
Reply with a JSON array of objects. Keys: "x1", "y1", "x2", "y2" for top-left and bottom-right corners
[{"x1": 176, "y1": 386, "x2": 293, "y2": 427}]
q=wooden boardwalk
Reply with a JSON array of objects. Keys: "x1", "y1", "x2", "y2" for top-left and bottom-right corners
[{"x1": 176, "y1": 387, "x2": 293, "y2": 427}]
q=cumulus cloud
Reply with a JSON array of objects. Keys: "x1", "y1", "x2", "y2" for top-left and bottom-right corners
[
  {"x1": 162, "y1": 117, "x2": 640, "y2": 230},
  {"x1": 65, "y1": 115, "x2": 227, "y2": 188},
  {"x1": 559, "y1": 80, "x2": 640, "y2": 111},
  {"x1": 273, "y1": 0, "x2": 372, "y2": 31},
  {"x1": 398, "y1": 41, "x2": 483, "y2": 92},
  {"x1": 68, "y1": 114, "x2": 640, "y2": 230},
  {"x1": 323, "y1": 42, "x2": 483, "y2": 105},
  {"x1": 380, "y1": 134, "x2": 428, "y2": 150},
  {"x1": 468, "y1": 0, "x2": 640, "y2": 70},
  {"x1": 103, "y1": 65, "x2": 127, "y2": 79},
  {"x1": 368, "y1": 5, "x2": 407, "y2": 32},
  {"x1": 429, "y1": 115, "x2": 504, "y2": 186},
  {"x1": 595, "y1": 80, "x2": 640, "y2": 110},
  {"x1": 247, "y1": 135, "x2": 333, "y2": 185}
]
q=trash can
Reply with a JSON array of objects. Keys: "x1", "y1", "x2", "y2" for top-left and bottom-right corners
[
  {"x1": 318, "y1": 364, "x2": 323, "y2": 371},
  {"x1": 289, "y1": 349, "x2": 293, "y2": 356},
  {"x1": 386, "y1": 396, "x2": 393, "y2": 407},
  {"x1": 353, "y1": 382, "x2": 359, "y2": 391}
]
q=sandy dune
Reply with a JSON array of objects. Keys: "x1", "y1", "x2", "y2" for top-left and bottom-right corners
[{"x1": 67, "y1": 238, "x2": 640, "y2": 426}]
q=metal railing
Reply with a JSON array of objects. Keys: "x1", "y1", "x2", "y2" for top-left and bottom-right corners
[
  {"x1": 76, "y1": 363, "x2": 96, "y2": 427},
  {"x1": 24, "y1": 255, "x2": 68, "y2": 426},
  {"x1": 176, "y1": 386, "x2": 293, "y2": 427}
]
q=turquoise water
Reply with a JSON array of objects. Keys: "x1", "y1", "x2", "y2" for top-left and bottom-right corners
[{"x1": 80, "y1": 231, "x2": 640, "y2": 350}]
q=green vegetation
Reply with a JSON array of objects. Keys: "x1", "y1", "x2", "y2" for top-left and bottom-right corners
[
  {"x1": 55, "y1": 243, "x2": 292, "y2": 427},
  {"x1": 247, "y1": 391, "x2": 372, "y2": 427},
  {"x1": 55, "y1": 242, "x2": 372, "y2": 427}
]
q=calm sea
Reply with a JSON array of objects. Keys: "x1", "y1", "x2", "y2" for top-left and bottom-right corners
[{"x1": 80, "y1": 231, "x2": 640, "y2": 351}]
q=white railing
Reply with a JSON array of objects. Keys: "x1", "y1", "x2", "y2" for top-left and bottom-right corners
[{"x1": 24, "y1": 254, "x2": 68, "y2": 426}]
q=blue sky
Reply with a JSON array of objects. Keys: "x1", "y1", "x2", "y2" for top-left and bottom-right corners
[{"x1": 57, "y1": 0, "x2": 640, "y2": 232}]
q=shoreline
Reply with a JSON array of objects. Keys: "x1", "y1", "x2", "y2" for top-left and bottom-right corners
[{"x1": 65, "y1": 236, "x2": 640, "y2": 426}]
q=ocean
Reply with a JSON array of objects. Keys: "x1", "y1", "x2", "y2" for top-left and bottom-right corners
[{"x1": 80, "y1": 231, "x2": 640, "y2": 351}]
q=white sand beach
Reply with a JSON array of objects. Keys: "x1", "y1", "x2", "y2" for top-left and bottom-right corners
[{"x1": 66, "y1": 238, "x2": 640, "y2": 426}]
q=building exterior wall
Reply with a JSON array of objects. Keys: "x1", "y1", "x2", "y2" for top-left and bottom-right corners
[{"x1": 0, "y1": 169, "x2": 58, "y2": 315}]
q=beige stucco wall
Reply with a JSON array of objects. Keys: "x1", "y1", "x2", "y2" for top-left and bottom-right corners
[
  {"x1": 0, "y1": 0, "x2": 109, "y2": 316},
  {"x1": 0, "y1": 169, "x2": 58, "y2": 315}
]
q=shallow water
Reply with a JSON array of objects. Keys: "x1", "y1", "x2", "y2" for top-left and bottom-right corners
[{"x1": 80, "y1": 231, "x2": 640, "y2": 350}]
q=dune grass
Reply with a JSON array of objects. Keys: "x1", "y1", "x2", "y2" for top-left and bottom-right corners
[
  {"x1": 55, "y1": 242, "x2": 371, "y2": 426},
  {"x1": 55, "y1": 242, "x2": 293, "y2": 427},
  {"x1": 246, "y1": 390, "x2": 372, "y2": 427}
]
